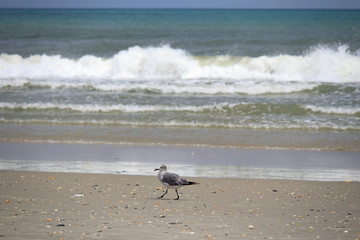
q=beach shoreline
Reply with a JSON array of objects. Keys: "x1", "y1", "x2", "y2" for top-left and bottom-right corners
[
  {"x1": 1, "y1": 141, "x2": 360, "y2": 182},
  {"x1": 1, "y1": 170, "x2": 359, "y2": 239}
]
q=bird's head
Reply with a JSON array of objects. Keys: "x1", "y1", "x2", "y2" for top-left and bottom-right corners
[{"x1": 154, "y1": 164, "x2": 167, "y2": 171}]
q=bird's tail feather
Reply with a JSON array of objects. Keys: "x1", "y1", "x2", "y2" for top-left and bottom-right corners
[{"x1": 187, "y1": 181, "x2": 199, "y2": 185}]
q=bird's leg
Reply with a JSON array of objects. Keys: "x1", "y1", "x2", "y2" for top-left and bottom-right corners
[
  {"x1": 158, "y1": 189, "x2": 168, "y2": 198},
  {"x1": 174, "y1": 189, "x2": 180, "y2": 200}
]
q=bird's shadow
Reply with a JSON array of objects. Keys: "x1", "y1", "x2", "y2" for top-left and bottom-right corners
[{"x1": 146, "y1": 197, "x2": 193, "y2": 202}]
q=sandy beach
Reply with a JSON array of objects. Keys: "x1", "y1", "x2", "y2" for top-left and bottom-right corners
[{"x1": 1, "y1": 170, "x2": 359, "y2": 239}]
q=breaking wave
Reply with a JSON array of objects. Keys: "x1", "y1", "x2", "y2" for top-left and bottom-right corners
[{"x1": 1, "y1": 45, "x2": 359, "y2": 90}]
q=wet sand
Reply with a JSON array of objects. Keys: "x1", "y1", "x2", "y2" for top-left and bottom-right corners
[
  {"x1": 1, "y1": 141, "x2": 360, "y2": 181},
  {"x1": 1, "y1": 170, "x2": 359, "y2": 239}
]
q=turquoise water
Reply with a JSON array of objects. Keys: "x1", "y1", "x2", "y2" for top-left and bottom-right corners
[
  {"x1": 0, "y1": 9, "x2": 359, "y2": 150},
  {"x1": 1, "y1": 9, "x2": 360, "y2": 57}
]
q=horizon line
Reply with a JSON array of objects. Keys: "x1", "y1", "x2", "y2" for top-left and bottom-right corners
[{"x1": 1, "y1": 7, "x2": 360, "y2": 10}]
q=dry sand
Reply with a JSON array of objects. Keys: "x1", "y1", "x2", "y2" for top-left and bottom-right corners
[{"x1": 0, "y1": 170, "x2": 359, "y2": 239}]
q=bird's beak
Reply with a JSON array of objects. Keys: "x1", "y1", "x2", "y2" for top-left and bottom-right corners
[{"x1": 154, "y1": 168, "x2": 159, "y2": 171}]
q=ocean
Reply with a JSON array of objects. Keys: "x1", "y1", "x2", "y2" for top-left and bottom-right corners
[{"x1": 0, "y1": 9, "x2": 360, "y2": 152}]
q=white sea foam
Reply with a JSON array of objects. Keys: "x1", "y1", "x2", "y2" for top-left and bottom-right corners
[
  {"x1": 0, "y1": 78, "x2": 29, "y2": 88},
  {"x1": 2, "y1": 101, "x2": 359, "y2": 117},
  {"x1": 1, "y1": 45, "x2": 359, "y2": 90},
  {"x1": 1, "y1": 115, "x2": 359, "y2": 131},
  {"x1": 304, "y1": 105, "x2": 360, "y2": 115},
  {"x1": 88, "y1": 80, "x2": 317, "y2": 95},
  {"x1": 0, "y1": 102, "x2": 226, "y2": 113}
]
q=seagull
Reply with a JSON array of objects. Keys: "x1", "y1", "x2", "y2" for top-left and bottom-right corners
[{"x1": 154, "y1": 165, "x2": 199, "y2": 200}]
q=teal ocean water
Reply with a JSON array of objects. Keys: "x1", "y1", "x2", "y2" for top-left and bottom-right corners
[{"x1": 0, "y1": 9, "x2": 360, "y2": 150}]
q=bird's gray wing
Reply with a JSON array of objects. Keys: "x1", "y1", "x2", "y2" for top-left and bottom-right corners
[{"x1": 162, "y1": 172, "x2": 188, "y2": 186}]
